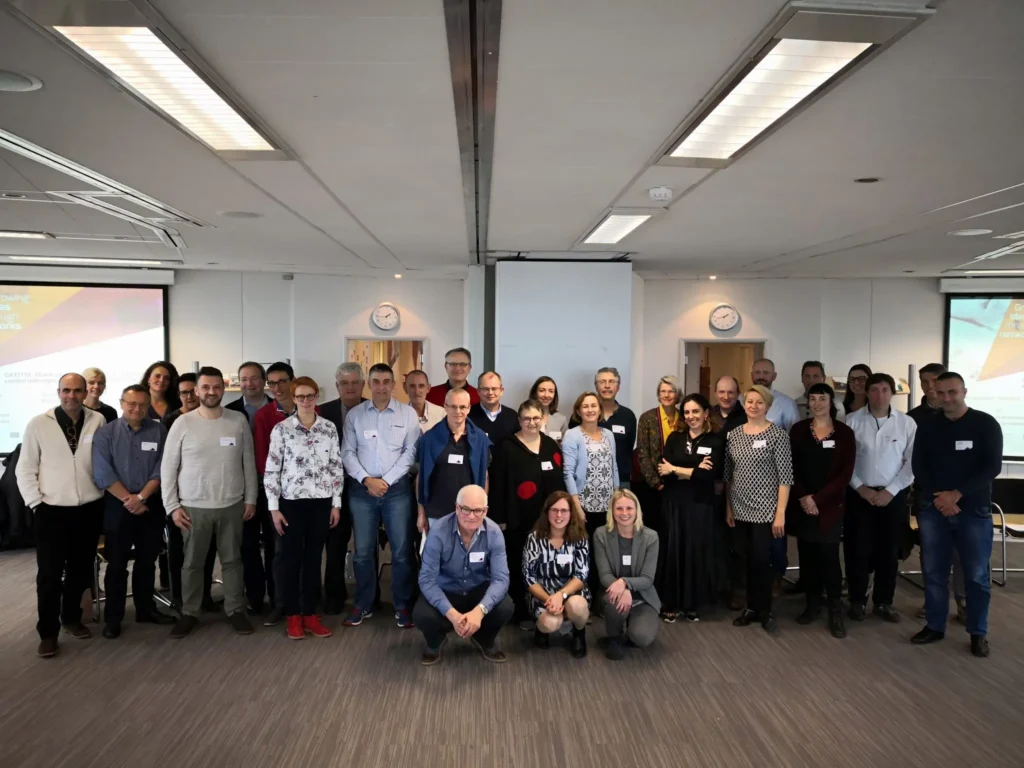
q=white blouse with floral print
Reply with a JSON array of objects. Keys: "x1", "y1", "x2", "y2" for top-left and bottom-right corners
[{"x1": 264, "y1": 414, "x2": 344, "y2": 510}]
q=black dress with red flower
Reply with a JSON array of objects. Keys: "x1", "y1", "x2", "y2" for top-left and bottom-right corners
[{"x1": 489, "y1": 433, "x2": 567, "y2": 621}]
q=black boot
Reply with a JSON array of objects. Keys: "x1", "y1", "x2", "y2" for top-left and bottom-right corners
[
  {"x1": 605, "y1": 635, "x2": 625, "y2": 661},
  {"x1": 828, "y1": 601, "x2": 846, "y2": 639},
  {"x1": 533, "y1": 629, "x2": 549, "y2": 649},
  {"x1": 796, "y1": 599, "x2": 821, "y2": 625},
  {"x1": 570, "y1": 626, "x2": 587, "y2": 658}
]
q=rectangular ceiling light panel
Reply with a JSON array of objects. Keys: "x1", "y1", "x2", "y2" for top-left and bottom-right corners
[
  {"x1": 0, "y1": 231, "x2": 50, "y2": 239},
  {"x1": 671, "y1": 39, "x2": 871, "y2": 160},
  {"x1": 583, "y1": 214, "x2": 652, "y2": 245},
  {"x1": 9, "y1": 255, "x2": 165, "y2": 266},
  {"x1": 53, "y1": 27, "x2": 273, "y2": 152}
]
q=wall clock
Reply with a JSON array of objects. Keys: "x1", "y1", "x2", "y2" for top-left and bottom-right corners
[
  {"x1": 372, "y1": 302, "x2": 401, "y2": 331},
  {"x1": 709, "y1": 303, "x2": 739, "y2": 331}
]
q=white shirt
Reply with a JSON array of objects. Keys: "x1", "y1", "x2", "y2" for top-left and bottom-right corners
[
  {"x1": 796, "y1": 393, "x2": 846, "y2": 423},
  {"x1": 415, "y1": 401, "x2": 445, "y2": 433},
  {"x1": 766, "y1": 389, "x2": 799, "y2": 432},
  {"x1": 481, "y1": 405, "x2": 500, "y2": 422},
  {"x1": 846, "y1": 407, "x2": 916, "y2": 496}
]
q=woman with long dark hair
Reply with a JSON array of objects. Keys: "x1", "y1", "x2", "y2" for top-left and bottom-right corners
[
  {"x1": 141, "y1": 361, "x2": 181, "y2": 421},
  {"x1": 655, "y1": 393, "x2": 724, "y2": 622},
  {"x1": 842, "y1": 364, "x2": 872, "y2": 416},
  {"x1": 529, "y1": 376, "x2": 567, "y2": 442}
]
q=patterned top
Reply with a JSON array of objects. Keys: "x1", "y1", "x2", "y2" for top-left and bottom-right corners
[
  {"x1": 724, "y1": 423, "x2": 794, "y2": 524},
  {"x1": 522, "y1": 532, "x2": 591, "y2": 616},
  {"x1": 580, "y1": 432, "x2": 614, "y2": 516},
  {"x1": 264, "y1": 414, "x2": 344, "y2": 509}
]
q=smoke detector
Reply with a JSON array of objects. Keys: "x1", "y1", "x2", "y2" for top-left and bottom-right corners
[{"x1": 647, "y1": 186, "x2": 673, "y2": 203}]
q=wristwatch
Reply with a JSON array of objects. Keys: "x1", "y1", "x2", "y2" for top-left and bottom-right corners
[
  {"x1": 561, "y1": 592, "x2": 569, "y2": 601},
  {"x1": 478, "y1": 603, "x2": 489, "y2": 615}
]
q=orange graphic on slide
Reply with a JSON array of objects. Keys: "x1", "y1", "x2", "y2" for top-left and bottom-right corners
[{"x1": 978, "y1": 300, "x2": 1024, "y2": 381}]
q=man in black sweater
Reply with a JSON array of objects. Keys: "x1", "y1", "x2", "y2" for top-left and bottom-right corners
[
  {"x1": 910, "y1": 372, "x2": 1002, "y2": 657},
  {"x1": 907, "y1": 362, "x2": 946, "y2": 426},
  {"x1": 468, "y1": 372, "x2": 519, "y2": 447}
]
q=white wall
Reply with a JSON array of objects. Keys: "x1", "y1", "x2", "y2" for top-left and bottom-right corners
[
  {"x1": 641, "y1": 278, "x2": 944, "y2": 413},
  {"x1": 495, "y1": 261, "x2": 633, "y2": 408}
]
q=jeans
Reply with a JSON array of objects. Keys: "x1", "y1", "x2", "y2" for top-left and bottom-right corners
[
  {"x1": 412, "y1": 582, "x2": 514, "y2": 650},
  {"x1": 276, "y1": 498, "x2": 331, "y2": 616},
  {"x1": 103, "y1": 495, "x2": 164, "y2": 624},
  {"x1": 34, "y1": 500, "x2": 103, "y2": 639},
  {"x1": 918, "y1": 503, "x2": 992, "y2": 636},
  {"x1": 349, "y1": 477, "x2": 414, "y2": 613}
]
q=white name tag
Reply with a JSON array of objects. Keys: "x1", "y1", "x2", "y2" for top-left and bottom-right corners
[
  {"x1": 541, "y1": 460, "x2": 554, "y2": 471},
  {"x1": 556, "y1": 553, "x2": 572, "y2": 565},
  {"x1": 697, "y1": 446, "x2": 712, "y2": 455},
  {"x1": 364, "y1": 429, "x2": 377, "y2": 439},
  {"x1": 220, "y1": 437, "x2": 236, "y2": 447},
  {"x1": 141, "y1": 441, "x2": 158, "y2": 452},
  {"x1": 622, "y1": 555, "x2": 632, "y2": 566},
  {"x1": 753, "y1": 439, "x2": 767, "y2": 449},
  {"x1": 447, "y1": 454, "x2": 464, "y2": 465},
  {"x1": 612, "y1": 425, "x2": 626, "y2": 434},
  {"x1": 469, "y1": 551, "x2": 485, "y2": 563},
  {"x1": 822, "y1": 440, "x2": 835, "y2": 449},
  {"x1": 549, "y1": 431, "x2": 562, "y2": 440},
  {"x1": 82, "y1": 434, "x2": 94, "y2": 445},
  {"x1": 955, "y1": 440, "x2": 973, "y2": 451}
]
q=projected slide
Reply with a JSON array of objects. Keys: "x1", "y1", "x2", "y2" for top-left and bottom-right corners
[
  {"x1": 0, "y1": 284, "x2": 166, "y2": 454},
  {"x1": 947, "y1": 295, "x2": 1024, "y2": 458}
]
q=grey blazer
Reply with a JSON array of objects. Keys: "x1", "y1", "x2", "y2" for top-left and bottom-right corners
[{"x1": 592, "y1": 526, "x2": 661, "y2": 613}]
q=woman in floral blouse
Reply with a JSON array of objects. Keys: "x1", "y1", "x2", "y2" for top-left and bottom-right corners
[{"x1": 264, "y1": 376, "x2": 344, "y2": 640}]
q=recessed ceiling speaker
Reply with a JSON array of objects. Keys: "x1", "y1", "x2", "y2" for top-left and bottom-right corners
[{"x1": 0, "y1": 70, "x2": 43, "y2": 92}]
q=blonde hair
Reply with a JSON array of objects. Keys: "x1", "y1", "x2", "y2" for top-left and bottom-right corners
[
  {"x1": 657, "y1": 375, "x2": 682, "y2": 404},
  {"x1": 605, "y1": 488, "x2": 644, "y2": 532},
  {"x1": 746, "y1": 385, "x2": 774, "y2": 410},
  {"x1": 82, "y1": 367, "x2": 105, "y2": 382}
]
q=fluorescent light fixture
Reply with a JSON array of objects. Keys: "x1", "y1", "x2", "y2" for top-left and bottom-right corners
[
  {"x1": 394, "y1": 273, "x2": 403, "y2": 279},
  {"x1": 947, "y1": 229, "x2": 993, "y2": 237},
  {"x1": 709, "y1": 275, "x2": 717, "y2": 280},
  {"x1": 994, "y1": 231, "x2": 1024, "y2": 240},
  {"x1": 671, "y1": 39, "x2": 870, "y2": 160},
  {"x1": 8, "y1": 255, "x2": 165, "y2": 266},
  {"x1": 583, "y1": 214, "x2": 652, "y2": 245},
  {"x1": 0, "y1": 230, "x2": 49, "y2": 239},
  {"x1": 964, "y1": 269, "x2": 1024, "y2": 276},
  {"x1": 52, "y1": 26, "x2": 274, "y2": 152}
]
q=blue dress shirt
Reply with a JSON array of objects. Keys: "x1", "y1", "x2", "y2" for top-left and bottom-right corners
[
  {"x1": 341, "y1": 398, "x2": 420, "y2": 486},
  {"x1": 766, "y1": 389, "x2": 800, "y2": 432},
  {"x1": 418, "y1": 513, "x2": 509, "y2": 616},
  {"x1": 92, "y1": 417, "x2": 166, "y2": 493}
]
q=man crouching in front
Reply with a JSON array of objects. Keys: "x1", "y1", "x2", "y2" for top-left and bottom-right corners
[{"x1": 413, "y1": 484, "x2": 514, "y2": 665}]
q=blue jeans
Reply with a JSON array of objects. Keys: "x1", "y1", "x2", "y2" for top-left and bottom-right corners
[
  {"x1": 349, "y1": 477, "x2": 414, "y2": 613},
  {"x1": 770, "y1": 536, "x2": 788, "y2": 576},
  {"x1": 918, "y1": 503, "x2": 992, "y2": 636}
]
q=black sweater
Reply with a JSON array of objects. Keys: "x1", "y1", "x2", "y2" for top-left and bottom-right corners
[
  {"x1": 488, "y1": 434, "x2": 566, "y2": 531},
  {"x1": 912, "y1": 408, "x2": 1002, "y2": 509},
  {"x1": 469, "y1": 403, "x2": 520, "y2": 448}
]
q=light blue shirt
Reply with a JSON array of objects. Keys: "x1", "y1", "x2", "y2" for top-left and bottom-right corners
[
  {"x1": 766, "y1": 389, "x2": 800, "y2": 432},
  {"x1": 419, "y1": 513, "x2": 509, "y2": 616},
  {"x1": 342, "y1": 397, "x2": 419, "y2": 486}
]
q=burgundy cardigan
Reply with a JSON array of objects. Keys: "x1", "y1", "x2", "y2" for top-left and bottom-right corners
[{"x1": 787, "y1": 419, "x2": 856, "y2": 534}]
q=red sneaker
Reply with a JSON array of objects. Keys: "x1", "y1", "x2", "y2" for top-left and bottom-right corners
[
  {"x1": 286, "y1": 615, "x2": 304, "y2": 640},
  {"x1": 303, "y1": 614, "x2": 333, "y2": 639}
]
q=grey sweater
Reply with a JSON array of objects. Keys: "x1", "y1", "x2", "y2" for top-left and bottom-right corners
[{"x1": 161, "y1": 409, "x2": 257, "y2": 511}]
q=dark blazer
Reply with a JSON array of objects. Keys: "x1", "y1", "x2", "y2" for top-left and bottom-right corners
[
  {"x1": 592, "y1": 525, "x2": 661, "y2": 613},
  {"x1": 787, "y1": 419, "x2": 856, "y2": 535},
  {"x1": 225, "y1": 394, "x2": 272, "y2": 425},
  {"x1": 319, "y1": 397, "x2": 367, "y2": 440}
]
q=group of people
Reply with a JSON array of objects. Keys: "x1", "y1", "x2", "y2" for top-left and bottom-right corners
[{"x1": 14, "y1": 349, "x2": 1002, "y2": 663}]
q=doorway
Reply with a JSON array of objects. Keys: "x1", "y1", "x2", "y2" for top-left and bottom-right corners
[
  {"x1": 345, "y1": 338, "x2": 425, "y2": 403},
  {"x1": 681, "y1": 341, "x2": 765, "y2": 405}
]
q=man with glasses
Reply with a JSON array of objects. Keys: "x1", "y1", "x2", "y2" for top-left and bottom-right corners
[
  {"x1": 226, "y1": 361, "x2": 272, "y2": 427},
  {"x1": 92, "y1": 385, "x2": 175, "y2": 639},
  {"x1": 568, "y1": 367, "x2": 636, "y2": 488},
  {"x1": 796, "y1": 361, "x2": 846, "y2": 423},
  {"x1": 426, "y1": 347, "x2": 480, "y2": 407},
  {"x1": 17, "y1": 373, "x2": 106, "y2": 658},
  {"x1": 469, "y1": 371, "x2": 518, "y2": 446},
  {"x1": 418, "y1": 389, "x2": 491, "y2": 534},
  {"x1": 413, "y1": 484, "x2": 513, "y2": 665}
]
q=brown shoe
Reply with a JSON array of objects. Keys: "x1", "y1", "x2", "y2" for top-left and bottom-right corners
[
  {"x1": 37, "y1": 637, "x2": 59, "y2": 658},
  {"x1": 471, "y1": 637, "x2": 507, "y2": 663},
  {"x1": 62, "y1": 621, "x2": 92, "y2": 640}
]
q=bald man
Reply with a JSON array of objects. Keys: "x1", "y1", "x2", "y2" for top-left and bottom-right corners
[
  {"x1": 17, "y1": 373, "x2": 106, "y2": 658},
  {"x1": 710, "y1": 375, "x2": 747, "y2": 433}
]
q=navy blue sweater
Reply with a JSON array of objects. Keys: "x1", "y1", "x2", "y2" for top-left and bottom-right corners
[{"x1": 912, "y1": 408, "x2": 1002, "y2": 509}]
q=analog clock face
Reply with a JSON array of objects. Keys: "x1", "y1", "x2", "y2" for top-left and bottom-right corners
[
  {"x1": 709, "y1": 304, "x2": 739, "y2": 331},
  {"x1": 372, "y1": 303, "x2": 400, "y2": 330}
]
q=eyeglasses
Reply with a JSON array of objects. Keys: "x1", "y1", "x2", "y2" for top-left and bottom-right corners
[
  {"x1": 478, "y1": 387, "x2": 502, "y2": 394},
  {"x1": 456, "y1": 505, "x2": 487, "y2": 517},
  {"x1": 848, "y1": 375, "x2": 868, "y2": 383},
  {"x1": 179, "y1": 389, "x2": 197, "y2": 398},
  {"x1": 294, "y1": 393, "x2": 317, "y2": 402},
  {"x1": 445, "y1": 362, "x2": 470, "y2": 369},
  {"x1": 519, "y1": 416, "x2": 542, "y2": 423},
  {"x1": 446, "y1": 405, "x2": 470, "y2": 413},
  {"x1": 267, "y1": 379, "x2": 291, "y2": 389},
  {"x1": 120, "y1": 401, "x2": 147, "y2": 410}
]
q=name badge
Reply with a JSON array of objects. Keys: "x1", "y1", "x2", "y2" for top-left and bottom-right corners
[
  {"x1": 82, "y1": 434, "x2": 94, "y2": 445},
  {"x1": 622, "y1": 555, "x2": 632, "y2": 566},
  {"x1": 549, "y1": 431, "x2": 562, "y2": 440},
  {"x1": 541, "y1": 460, "x2": 554, "y2": 471},
  {"x1": 612, "y1": 425, "x2": 626, "y2": 435},
  {"x1": 822, "y1": 440, "x2": 835, "y2": 449},
  {"x1": 448, "y1": 454, "x2": 464, "y2": 465},
  {"x1": 955, "y1": 440, "x2": 973, "y2": 451},
  {"x1": 556, "y1": 553, "x2": 572, "y2": 565},
  {"x1": 753, "y1": 439, "x2": 767, "y2": 449},
  {"x1": 697, "y1": 446, "x2": 712, "y2": 455},
  {"x1": 469, "y1": 551, "x2": 485, "y2": 563},
  {"x1": 220, "y1": 437, "x2": 236, "y2": 447},
  {"x1": 364, "y1": 429, "x2": 378, "y2": 439},
  {"x1": 141, "y1": 441, "x2": 158, "y2": 452}
]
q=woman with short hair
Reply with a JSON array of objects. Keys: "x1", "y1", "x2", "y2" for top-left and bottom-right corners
[
  {"x1": 264, "y1": 376, "x2": 343, "y2": 641},
  {"x1": 633, "y1": 376, "x2": 682, "y2": 531},
  {"x1": 843, "y1": 364, "x2": 872, "y2": 416},
  {"x1": 523, "y1": 491, "x2": 590, "y2": 658},
  {"x1": 140, "y1": 361, "x2": 181, "y2": 421},
  {"x1": 593, "y1": 489, "x2": 661, "y2": 660},
  {"x1": 529, "y1": 376, "x2": 568, "y2": 442},
  {"x1": 724, "y1": 385, "x2": 793, "y2": 634},
  {"x1": 82, "y1": 367, "x2": 118, "y2": 423}
]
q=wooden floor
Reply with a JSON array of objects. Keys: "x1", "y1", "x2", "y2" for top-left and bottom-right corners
[{"x1": 1, "y1": 548, "x2": 1023, "y2": 768}]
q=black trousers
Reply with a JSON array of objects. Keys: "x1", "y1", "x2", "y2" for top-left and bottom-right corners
[
  {"x1": 412, "y1": 583, "x2": 514, "y2": 650},
  {"x1": 584, "y1": 512, "x2": 605, "y2": 598},
  {"x1": 504, "y1": 527, "x2": 530, "y2": 621},
  {"x1": 845, "y1": 489, "x2": 908, "y2": 607},
  {"x1": 166, "y1": 517, "x2": 216, "y2": 605},
  {"x1": 242, "y1": 482, "x2": 278, "y2": 608},
  {"x1": 733, "y1": 520, "x2": 773, "y2": 616},
  {"x1": 277, "y1": 498, "x2": 332, "y2": 616},
  {"x1": 323, "y1": 482, "x2": 353, "y2": 608},
  {"x1": 798, "y1": 538, "x2": 842, "y2": 606},
  {"x1": 34, "y1": 500, "x2": 103, "y2": 640},
  {"x1": 103, "y1": 495, "x2": 165, "y2": 624}
]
